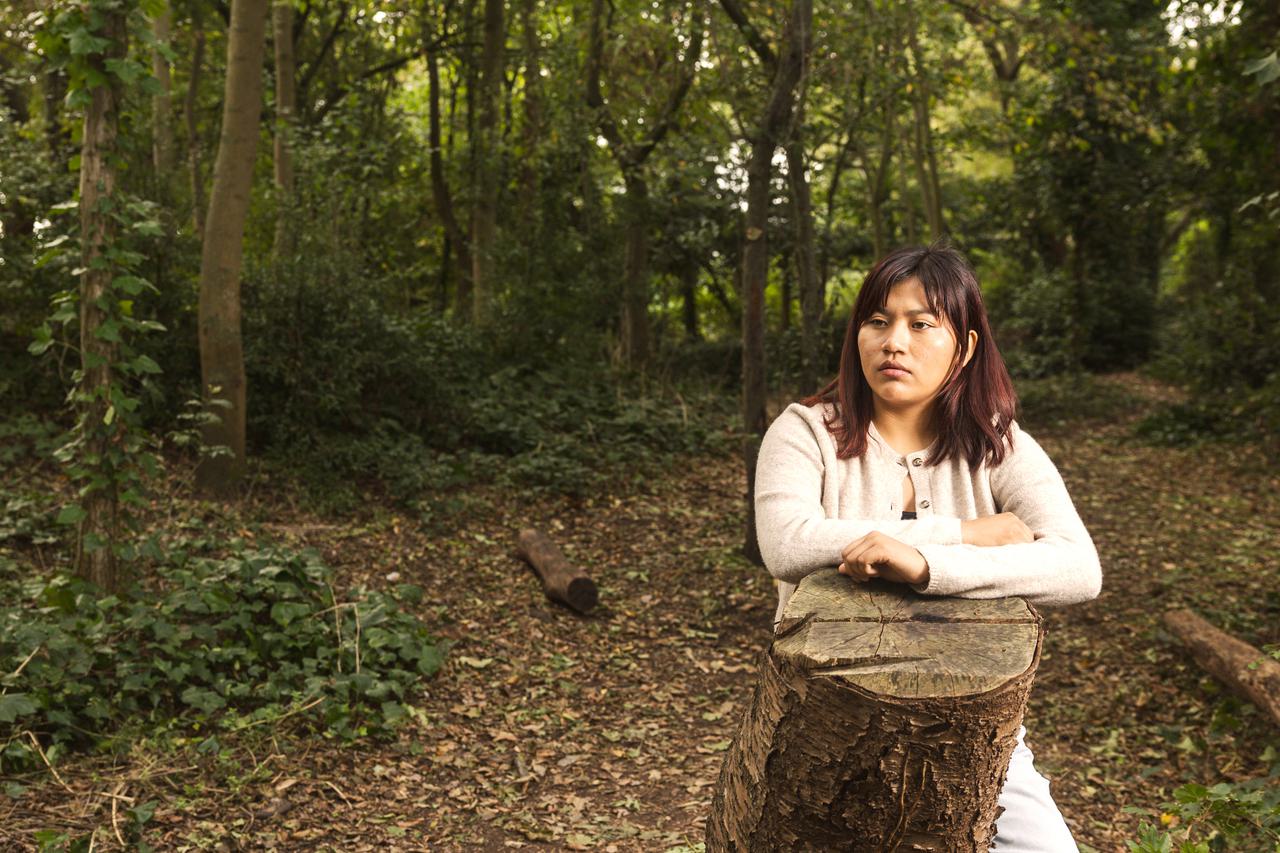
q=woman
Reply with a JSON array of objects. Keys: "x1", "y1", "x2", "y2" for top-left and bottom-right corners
[{"x1": 753, "y1": 241, "x2": 1101, "y2": 852}]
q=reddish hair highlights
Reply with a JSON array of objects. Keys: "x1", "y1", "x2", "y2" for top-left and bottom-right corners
[{"x1": 800, "y1": 241, "x2": 1018, "y2": 467}]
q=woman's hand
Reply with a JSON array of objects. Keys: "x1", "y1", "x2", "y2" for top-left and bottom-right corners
[
  {"x1": 961, "y1": 512, "x2": 1035, "y2": 547},
  {"x1": 839, "y1": 532, "x2": 929, "y2": 586}
]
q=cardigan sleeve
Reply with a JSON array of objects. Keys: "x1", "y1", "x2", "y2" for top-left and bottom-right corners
[
  {"x1": 910, "y1": 424, "x2": 1102, "y2": 607},
  {"x1": 755, "y1": 405, "x2": 964, "y2": 585}
]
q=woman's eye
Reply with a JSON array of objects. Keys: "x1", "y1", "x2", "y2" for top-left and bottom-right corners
[{"x1": 912, "y1": 321, "x2": 933, "y2": 330}]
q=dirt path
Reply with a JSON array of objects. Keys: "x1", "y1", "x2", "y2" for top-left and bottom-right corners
[{"x1": 7, "y1": 375, "x2": 1278, "y2": 851}]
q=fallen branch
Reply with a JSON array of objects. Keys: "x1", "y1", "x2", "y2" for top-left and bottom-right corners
[
  {"x1": 1163, "y1": 608, "x2": 1280, "y2": 728},
  {"x1": 515, "y1": 528, "x2": 599, "y2": 614}
]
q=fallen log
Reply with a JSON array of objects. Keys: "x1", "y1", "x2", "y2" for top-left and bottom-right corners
[
  {"x1": 706, "y1": 569, "x2": 1044, "y2": 851},
  {"x1": 1163, "y1": 608, "x2": 1280, "y2": 728},
  {"x1": 516, "y1": 528, "x2": 598, "y2": 614}
]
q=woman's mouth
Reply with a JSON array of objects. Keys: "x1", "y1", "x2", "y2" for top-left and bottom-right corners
[{"x1": 879, "y1": 362, "x2": 910, "y2": 378}]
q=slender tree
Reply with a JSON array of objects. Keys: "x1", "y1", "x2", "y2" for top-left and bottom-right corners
[
  {"x1": 185, "y1": 7, "x2": 207, "y2": 237},
  {"x1": 907, "y1": 7, "x2": 945, "y2": 238},
  {"x1": 585, "y1": 0, "x2": 704, "y2": 370},
  {"x1": 151, "y1": 2, "x2": 174, "y2": 176},
  {"x1": 196, "y1": 0, "x2": 269, "y2": 497},
  {"x1": 718, "y1": 0, "x2": 811, "y2": 436},
  {"x1": 75, "y1": 3, "x2": 128, "y2": 590},
  {"x1": 786, "y1": 139, "x2": 821, "y2": 390},
  {"x1": 272, "y1": 0, "x2": 297, "y2": 258},
  {"x1": 470, "y1": 0, "x2": 504, "y2": 325}
]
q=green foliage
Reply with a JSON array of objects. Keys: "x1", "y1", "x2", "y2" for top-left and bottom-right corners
[
  {"x1": 29, "y1": 193, "x2": 167, "y2": 565},
  {"x1": 240, "y1": 254, "x2": 737, "y2": 510},
  {"x1": 985, "y1": 265, "x2": 1081, "y2": 379},
  {"x1": 1014, "y1": 373, "x2": 1144, "y2": 430},
  {"x1": 1125, "y1": 754, "x2": 1280, "y2": 852},
  {"x1": 0, "y1": 541, "x2": 446, "y2": 772},
  {"x1": 21, "y1": 0, "x2": 173, "y2": 572}
]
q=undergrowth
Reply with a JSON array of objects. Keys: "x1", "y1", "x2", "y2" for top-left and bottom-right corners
[{"x1": 0, "y1": 541, "x2": 446, "y2": 775}]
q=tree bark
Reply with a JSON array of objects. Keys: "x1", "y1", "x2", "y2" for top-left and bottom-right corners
[
  {"x1": 1163, "y1": 609, "x2": 1280, "y2": 728},
  {"x1": 707, "y1": 571, "x2": 1044, "y2": 850},
  {"x1": 470, "y1": 0, "x2": 505, "y2": 326},
  {"x1": 196, "y1": 0, "x2": 269, "y2": 498},
  {"x1": 272, "y1": 0, "x2": 297, "y2": 258},
  {"x1": 786, "y1": 141, "x2": 821, "y2": 392},
  {"x1": 75, "y1": 7, "x2": 128, "y2": 592}
]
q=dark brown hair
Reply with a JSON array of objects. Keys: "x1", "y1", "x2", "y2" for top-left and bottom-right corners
[{"x1": 800, "y1": 240, "x2": 1018, "y2": 467}]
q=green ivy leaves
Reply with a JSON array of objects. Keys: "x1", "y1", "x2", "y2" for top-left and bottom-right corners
[{"x1": 0, "y1": 543, "x2": 446, "y2": 773}]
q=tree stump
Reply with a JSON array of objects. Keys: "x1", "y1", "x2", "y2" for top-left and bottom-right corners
[{"x1": 706, "y1": 569, "x2": 1044, "y2": 852}]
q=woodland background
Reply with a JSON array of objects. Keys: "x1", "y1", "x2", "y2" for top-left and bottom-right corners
[{"x1": 0, "y1": 0, "x2": 1278, "y2": 849}]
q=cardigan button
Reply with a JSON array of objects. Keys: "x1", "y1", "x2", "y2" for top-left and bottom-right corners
[
  {"x1": 919, "y1": 499, "x2": 931, "y2": 509},
  {"x1": 911, "y1": 458, "x2": 922, "y2": 467}
]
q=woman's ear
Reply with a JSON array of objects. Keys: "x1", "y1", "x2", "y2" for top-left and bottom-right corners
[{"x1": 961, "y1": 330, "x2": 978, "y2": 368}]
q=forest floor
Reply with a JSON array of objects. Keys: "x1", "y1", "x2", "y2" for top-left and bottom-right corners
[{"x1": 4, "y1": 372, "x2": 1279, "y2": 852}]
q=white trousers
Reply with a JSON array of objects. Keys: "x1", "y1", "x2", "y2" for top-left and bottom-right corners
[{"x1": 990, "y1": 726, "x2": 1079, "y2": 852}]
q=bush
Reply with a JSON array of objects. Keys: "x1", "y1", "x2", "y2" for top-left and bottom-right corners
[
  {"x1": 0, "y1": 542, "x2": 446, "y2": 772},
  {"x1": 1149, "y1": 219, "x2": 1280, "y2": 446},
  {"x1": 985, "y1": 265, "x2": 1081, "y2": 379}
]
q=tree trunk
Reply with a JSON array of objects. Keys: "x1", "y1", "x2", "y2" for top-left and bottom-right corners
[
  {"x1": 470, "y1": 0, "x2": 505, "y2": 326},
  {"x1": 185, "y1": 16, "x2": 207, "y2": 238},
  {"x1": 779, "y1": 244, "x2": 792, "y2": 331},
  {"x1": 75, "y1": 8, "x2": 128, "y2": 592},
  {"x1": 734, "y1": 0, "x2": 810, "y2": 438},
  {"x1": 43, "y1": 69, "x2": 70, "y2": 160},
  {"x1": 272, "y1": 0, "x2": 297, "y2": 258},
  {"x1": 196, "y1": 0, "x2": 269, "y2": 498},
  {"x1": 680, "y1": 261, "x2": 701, "y2": 341},
  {"x1": 517, "y1": 0, "x2": 542, "y2": 288},
  {"x1": 786, "y1": 141, "x2": 821, "y2": 392},
  {"x1": 428, "y1": 49, "x2": 473, "y2": 302},
  {"x1": 907, "y1": 16, "x2": 944, "y2": 239},
  {"x1": 620, "y1": 173, "x2": 651, "y2": 368},
  {"x1": 151, "y1": 4, "x2": 174, "y2": 177},
  {"x1": 899, "y1": 116, "x2": 919, "y2": 245},
  {"x1": 707, "y1": 571, "x2": 1044, "y2": 850}
]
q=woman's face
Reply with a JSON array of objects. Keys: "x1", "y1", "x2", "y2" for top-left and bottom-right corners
[{"x1": 857, "y1": 277, "x2": 977, "y2": 419}]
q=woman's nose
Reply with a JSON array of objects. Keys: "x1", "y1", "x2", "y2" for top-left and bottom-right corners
[{"x1": 881, "y1": 321, "x2": 908, "y2": 352}]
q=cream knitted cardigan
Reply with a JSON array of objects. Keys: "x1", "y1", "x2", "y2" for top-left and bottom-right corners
[{"x1": 755, "y1": 401, "x2": 1103, "y2": 626}]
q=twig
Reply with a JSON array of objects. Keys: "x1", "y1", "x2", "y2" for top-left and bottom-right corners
[
  {"x1": 25, "y1": 731, "x2": 73, "y2": 793},
  {"x1": 1, "y1": 644, "x2": 43, "y2": 692},
  {"x1": 325, "y1": 583, "x2": 344, "y2": 674},
  {"x1": 320, "y1": 779, "x2": 353, "y2": 807},
  {"x1": 110, "y1": 784, "x2": 125, "y2": 847}
]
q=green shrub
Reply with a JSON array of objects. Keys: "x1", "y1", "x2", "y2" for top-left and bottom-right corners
[
  {"x1": 0, "y1": 543, "x2": 445, "y2": 772},
  {"x1": 1125, "y1": 756, "x2": 1280, "y2": 852},
  {"x1": 986, "y1": 266, "x2": 1081, "y2": 379}
]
